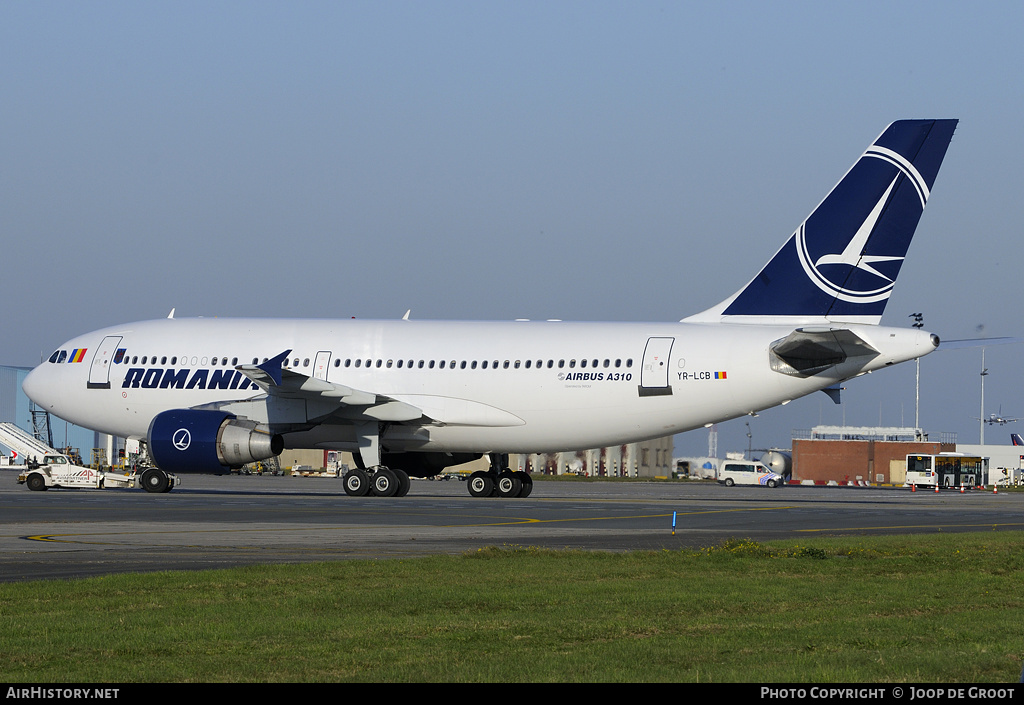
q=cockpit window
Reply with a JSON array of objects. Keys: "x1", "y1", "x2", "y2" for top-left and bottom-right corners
[
  {"x1": 48, "y1": 351, "x2": 60, "y2": 363},
  {"x1": 56, "y1": 350, "x2": 67, "y2": 364}
]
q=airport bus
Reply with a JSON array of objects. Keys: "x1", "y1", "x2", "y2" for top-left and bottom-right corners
[{"x1": 906, "y1": 453, "x2": 988, "y2": 489}]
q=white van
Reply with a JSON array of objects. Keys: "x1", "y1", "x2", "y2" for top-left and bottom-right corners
[{"x1": 717, "y1": 460, "x2": 784, "y2": 487}]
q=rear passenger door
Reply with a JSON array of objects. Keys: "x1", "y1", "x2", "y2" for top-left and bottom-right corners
[{"x1": 638, "y1": 337, "x2": 674, "y2": 396}]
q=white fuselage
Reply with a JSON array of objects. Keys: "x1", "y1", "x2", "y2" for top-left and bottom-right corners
[{"x1": 23, "y1": 317, "x2": 936, "y2": 455}]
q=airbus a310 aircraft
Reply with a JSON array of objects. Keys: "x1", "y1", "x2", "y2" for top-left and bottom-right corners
[{"x1": 23, "y1": 119, "x2": 958, "y2": 498}]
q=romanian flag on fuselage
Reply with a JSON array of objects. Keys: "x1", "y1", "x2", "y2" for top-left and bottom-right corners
[
  {"x1": 715, "y1": 371, "x2": 727, "y2": 379},
  {"x1": 68, "y1": 349, "x2": 88, "y2": 363}
]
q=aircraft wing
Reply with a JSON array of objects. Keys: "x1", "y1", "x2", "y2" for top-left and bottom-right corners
[
  {"x1": 234, "y1": 350, "x2": 525, "y2": 427},
  {"x1": 236, "y1": 350, "x2": 424, "y2": 422}
]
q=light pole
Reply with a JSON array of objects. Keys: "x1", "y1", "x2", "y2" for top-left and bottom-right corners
[
  {"x1": 980, "y1": 348, "x2": 988, "y2": 445},
  {"x1": 910, "y1": 313, "x2": 923, "y2": 430}
]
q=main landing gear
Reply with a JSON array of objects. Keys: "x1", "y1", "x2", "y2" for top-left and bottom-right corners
[
  {"x1": 467, "y1": 453, "x2": 533, "y2": 498},
  {"x1": 343, "y1": 422, "x2": 413, "y2": 497},
  {"x1": 342, "y1": 466, "x2": 411, "y2": 497},
  {"x1": 341, "y1": 427, "x2": 533, "y2": 499}
]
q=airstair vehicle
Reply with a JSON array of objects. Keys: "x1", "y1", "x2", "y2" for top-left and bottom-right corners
[{"x1": 0, "y1": 422, "x2": 178, "y2": 492}]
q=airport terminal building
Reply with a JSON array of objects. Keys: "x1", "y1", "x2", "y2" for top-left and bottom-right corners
[{"x1": 791, "y1": 425, "x2": 1022, "y2": 486}]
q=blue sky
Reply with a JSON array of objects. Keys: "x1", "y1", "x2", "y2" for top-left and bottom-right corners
[{"x1": 3, "y1": 1, "x2": 1023, "y2": 457}]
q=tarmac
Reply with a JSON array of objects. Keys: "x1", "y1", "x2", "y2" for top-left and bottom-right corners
[{"x1": 2, "y1": 471, "x2": 1022, "y2": 582}]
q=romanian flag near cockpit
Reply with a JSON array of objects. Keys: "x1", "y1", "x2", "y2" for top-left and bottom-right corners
[{"x1": 69, "y1": 349, "x2": 87, "y2": 363}]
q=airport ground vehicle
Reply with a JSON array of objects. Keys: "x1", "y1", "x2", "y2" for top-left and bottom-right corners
[
  {"x1": 906, "y1": 453, "x2": 988, "y2": 489},
  {"x1": 15, "y1": 453, "x2": 180, "y2": 492},
  {"x1": 17, "y1": 454, "x2": 138, "y2": 491},
  {"x1": 717, "y1": 460, "x2": 784, "y2": 487},
  {"x1": 2, "y1": 421, "x2": 178, "y2": 492}
]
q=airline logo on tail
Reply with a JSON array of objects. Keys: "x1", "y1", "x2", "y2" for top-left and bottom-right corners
[
  {"x1": 688, "y1": 119, "x2": 959, "y2": 324},
  {"x1": 797, "y1": 144, "x2": 933, "y2": 305}
]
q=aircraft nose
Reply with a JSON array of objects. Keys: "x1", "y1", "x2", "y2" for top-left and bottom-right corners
[{"x1": 22, "y1": 364, "x2": 59, "y2": 410}]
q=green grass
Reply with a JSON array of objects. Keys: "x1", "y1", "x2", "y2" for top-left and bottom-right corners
[{"x1": 2, "y1": 533, "x2": 1023, "y2": 682}]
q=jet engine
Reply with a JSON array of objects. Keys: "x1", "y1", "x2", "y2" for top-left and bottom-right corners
[{"x1": 148, "y1": 409, "x2": 283, "y2": 474}]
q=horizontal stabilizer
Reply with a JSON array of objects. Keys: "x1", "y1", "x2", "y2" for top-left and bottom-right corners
[{"x1": 821, "y1": 385, "x2": 843, "y2": 405}]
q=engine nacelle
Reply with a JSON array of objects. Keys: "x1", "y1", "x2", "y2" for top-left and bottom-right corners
[{"x1": 148, "y1": 409, "x2": 283, "y2": 474}]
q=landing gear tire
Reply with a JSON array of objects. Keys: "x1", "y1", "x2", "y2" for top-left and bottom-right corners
[
  {"x1": 371, "y1": 467, "x2": 399, "y2": 497},
  {"x1": 468, "y1": 471, "x2": 495, "y2": 498},
  {"x1": 26, "y1": 473, "x2": 47, "y2": 492},
  {"x1": 469, "y1": 469, "x2": 534, "y2": 498},
  {"x1": 394, "y1": 468, "x2": 411, "y2": 497},
  {"x1": 343, "y1": 468, "x2": 371, "y2": 497},
  {"x1": 516, "y1": 471, "x2": 533, "y2": 498},
  {"x1": 141, "y1": 468, "x2": 170, "y2": 494},
  {"x1": 496, "y1": 471, "x2": 522, "y2": 498}
]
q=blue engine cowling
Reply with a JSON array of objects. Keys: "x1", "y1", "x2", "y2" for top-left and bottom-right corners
[{"x1": 148, "y1": 409, "x2": 283, "y2": 474}]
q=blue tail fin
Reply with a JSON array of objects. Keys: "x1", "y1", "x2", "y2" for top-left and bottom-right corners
[
  {"x1": 687, "y1": 120, "x2": 958, "y2": 325},
  {"x1": 1012, "y1": 433, "x2": 1024, "y2": 447}
]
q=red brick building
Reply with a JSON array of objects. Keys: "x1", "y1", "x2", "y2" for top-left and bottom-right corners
[{"x1": 792, "y1": 426, "x2": 956, "y2": 485}]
